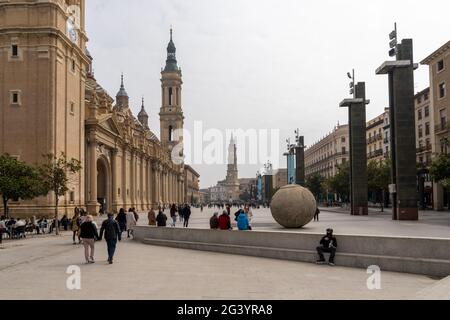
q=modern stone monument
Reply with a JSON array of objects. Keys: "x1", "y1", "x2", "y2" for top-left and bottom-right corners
[
  {"x1": 376, "y1": 37, "x2": 419, "y2": 221},
  {"x1": 340, "y1": 83, "x2": 370, "y2": 216},
  {"x1": 270, "y1": 185, "x2": 316, "y2": 228},
  {"x1": 295, "y1": 136, "x2": 306, "y2": 187}
]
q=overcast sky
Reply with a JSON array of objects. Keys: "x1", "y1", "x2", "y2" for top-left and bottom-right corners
[{"x1": 86, "y1": 0, "x2": 449, "y2": 189}]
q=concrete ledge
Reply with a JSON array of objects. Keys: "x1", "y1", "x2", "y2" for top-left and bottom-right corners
[{"x1": 135, "y1": 226, "x2": 450, "y2": 278}]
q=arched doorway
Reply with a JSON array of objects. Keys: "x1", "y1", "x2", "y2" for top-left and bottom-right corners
[{"x1": 97, "y1": 157, "x2": 111, "y2": 215}]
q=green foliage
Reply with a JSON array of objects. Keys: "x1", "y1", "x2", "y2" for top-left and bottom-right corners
[
  {"x1": 430, "y1": 154, "x2": 450, "y2": 189},
  {"x1": 367, "y1": 160, "x2": 391, "y2": 194},
  {"x1": 37, "y1": 153, "x2": 82, "y2": 234},
  {"x1": 0, "y1": 154, "x2": 44, "y2": 218},
  {"x1": 326, "y1": 162, "x2": 350, "y2": 201},
  {"x1": 306, "y1": 173, "x2": 325, "y2": 200}
]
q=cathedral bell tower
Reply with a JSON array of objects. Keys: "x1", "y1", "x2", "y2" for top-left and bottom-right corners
[{"x1": 160, "y1": 28, "x2": 184, "y2": 155}]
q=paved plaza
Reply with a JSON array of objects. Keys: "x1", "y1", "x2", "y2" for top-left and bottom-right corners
[
  {"x1": 1, "y1": 208, "x2": 450, "y2": 300},
  {"x1": 187, "y1": 207, "x2": 450, "y2": 239}
]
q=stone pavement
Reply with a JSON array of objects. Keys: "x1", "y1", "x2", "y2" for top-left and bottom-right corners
[
  {"x1": 0, "y1": 233, "x2": 440, "y2": 300},
  {"x1": 168, "y1": 207, "x2": 450, "y2": 239},
  {"x1": 1, "y1": 207, "x2": 450, "y2": 300}
]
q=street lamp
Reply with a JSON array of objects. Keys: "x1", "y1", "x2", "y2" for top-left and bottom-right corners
[
  {"x1": 348, "y1": 69, "x2": 355, "y2": 97},
  {"x1": 389, "y1": 23, "x2": 398, "y2": 58}
]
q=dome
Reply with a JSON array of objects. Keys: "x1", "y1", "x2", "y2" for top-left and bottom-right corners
[{"x1": 116, "y1": 74, "x2": 128, "y2": 97}]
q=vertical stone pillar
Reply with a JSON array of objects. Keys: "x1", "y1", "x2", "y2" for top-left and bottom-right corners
[
  {"x1": 87, "y1": 131, "x2": 99, "y2": 214},
  {"x1": 339, "y1": 83, "x2": 369, "y2": 216},
  {"x1": 295, "y1": 136, "x2": 306, "y2": 186},
  {"x1": 140, "y1": 155, "x2": 145, "y2": 211},
  {"x1": 111, "y1": 148, "x2": 119, "y2": 213},
  {"x1": 376, "y1": 39, "x2": 418, "y2": 221},
  {"x1": 122, "y1": 146, "x2": 127, "y2": 209}
]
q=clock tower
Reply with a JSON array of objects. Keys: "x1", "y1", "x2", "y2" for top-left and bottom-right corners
[
  {"x1": 0, "y1": 0, "x2": 90, "y2": 217},
  {"x1": 160, "y1": 28, "x2": 185, "y2": 155}
]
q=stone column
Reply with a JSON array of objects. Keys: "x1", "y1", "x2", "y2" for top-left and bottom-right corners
[
  {"x1": 339, "y1": 83, "x2": 369, "y2": 216},
  {"x1": 376, "y1": 39, "x2": 418, "y2": 221},
  {"x1": 140, "y1": 155, "x2": 145, "y2": 211},
  {"x1": 111, "y1": 148, "x2": 119, "y2": 213},
  {"x1": 130, "y1": 150, "x2": 135, "y2": 208},
  {"x1": 87, "y1": 131, "x2": 99, "y2": 214},
  {"x1": 122, "y1": 146, "x2": 127, "y2": 209}
]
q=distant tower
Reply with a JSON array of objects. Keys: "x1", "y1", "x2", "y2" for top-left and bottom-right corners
[
  {"x1": 116, "y1": 74, "x2": 129, "y2": 108},
  {"x1": 138, "y1": 97, "x2": 149, "y2": 128},
  {"x1": 226, "y1": 135, "x2": 238, "y2": 183},
  {"x1": 159, "y1": 28, "x2": 184, "y2": 152}
]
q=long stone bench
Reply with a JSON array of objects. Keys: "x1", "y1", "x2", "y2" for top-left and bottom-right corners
[{"x1": 134, "y1": 226, "x2": 450, "y2": 278}]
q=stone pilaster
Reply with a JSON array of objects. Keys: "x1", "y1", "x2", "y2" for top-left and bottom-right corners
[{"x1": 87, "y1": 131, "x2": 99, "y2": 214}]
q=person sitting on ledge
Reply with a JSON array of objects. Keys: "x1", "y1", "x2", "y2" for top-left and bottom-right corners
[
  {"x1": 218, "y1": 210, "x2": 232, "y2": 231},
  {"x1": 210, "y1": 212, "x2": 219, "y2": 230},
  {"x1": 156, "y1": 209, "x2": 167, "y2": 227},
  {"x1": 316, "y1": 228, "x2": 338, "y2": 266}
]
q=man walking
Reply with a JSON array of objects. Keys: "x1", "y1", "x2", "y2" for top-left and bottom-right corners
[
  {"x1": 316, "y1": 228, "x2": 338, "y2": 266},
  {"x1": 183, "y1": 205, "x2": 192, "y2": 228},
  {"x1": 99, "y1": 213, "x2": 122, "y2": 265}
]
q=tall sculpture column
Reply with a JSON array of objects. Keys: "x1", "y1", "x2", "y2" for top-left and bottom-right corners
[
  {"x1": 111, "y1": 148, "x2": 119, "y2": 213},
  {"x1": 340, "y1": 82, "x2": 370, "y2": 216},
  {"x1": 87, "y1": 131, "x2": 99, "y2": 214},
  {"x1": 376, "y1": 38, "x2": 419, "y2": 221},
  {"x1": 295, "y1": 135, "x2": 306, "y2": 186}
]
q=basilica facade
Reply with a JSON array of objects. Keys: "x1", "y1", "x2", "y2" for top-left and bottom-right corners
[{"x1": 0, "y1": 0, "x2": 188, "y2": 217}]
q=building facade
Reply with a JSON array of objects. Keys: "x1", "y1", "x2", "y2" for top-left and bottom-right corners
[
  {"x1": 305, "y1": 124, "x2": 350, "y2": 179},
  {"x1": 184, "y1": 165, "x2": 200, "y2": 205},
  {"x1": 0, "y1": 0, "x2": 187, "y2": 217},
  {"x1": 421, "y1": 40, "x2": 450, "y2": 210},
  {"x1": 415, "y1": 88, "x2": 433, "y2": 166},
  {"x1": 273, "y1": 169, "x2": 288, "y2": 190},
  {"x1": 366, "y1": 112, "x2": 386, "y2": 163}
]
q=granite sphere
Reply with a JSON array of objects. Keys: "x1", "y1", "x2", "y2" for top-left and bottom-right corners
[{"x1": 270, "y1": 185, "x2": 317, "y2": 228}]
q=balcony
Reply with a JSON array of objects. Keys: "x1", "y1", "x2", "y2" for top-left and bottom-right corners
[
  {"x1": 368, "y1": 149, "x2": 384, "y2": 160},
  {"x1": 417, "y1": 145, "x2": 432, "y2": 154},
  {"x1": 367, "y1": 134, "x2": 383, "y2": 144},
  {"x1": 435, "y1": 121, "x2": 449, "y2": 134}
]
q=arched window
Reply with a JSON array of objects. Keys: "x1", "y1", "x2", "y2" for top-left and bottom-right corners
[
  {"x1": 169, "y1": 125, "x2": 173, "y2": 142},
  {"x1": 169, "y1": 87, "x2": 173, "y2": 106}
]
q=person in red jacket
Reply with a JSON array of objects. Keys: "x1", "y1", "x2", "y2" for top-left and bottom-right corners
[{"x1": 218, "y1": 210, "x2": 232, "y2": 230}]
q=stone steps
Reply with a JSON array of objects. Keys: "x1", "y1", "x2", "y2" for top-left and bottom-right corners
[
  {"x1": 142, "y1": 237, "x2": 450, "y2": 278},
  {"x1": 135, "y1": 227, "x2": 450, "y2": 278}
]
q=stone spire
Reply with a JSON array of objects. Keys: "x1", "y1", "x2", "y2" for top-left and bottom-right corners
[
  {"x1": 116, "y1": 73, "x2": 129, "y2": 108},
  {"x1": 138, "y1": 97, "x2": 149, "y2": 128},
  {"x1": 164, "y1": 27, "x2": 179, "y2": 72}
]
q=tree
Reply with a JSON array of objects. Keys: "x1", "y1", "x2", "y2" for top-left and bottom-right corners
[
  {"x1": 367, "y1": 160, "x2": 391, "y2": 211},
  {"x1": 38, "y1": 153, "x2": 82, "y2": 235},
  {"x1": 430, "y1": 154, "x2": 450, "y2": 189},
  {"x1": 326, "y1": 163, "x2": 350, "y2": 202},
  {"x1": 306, "y1": 173, "x2": 325, "y2": 200},
  {"x1": 0, "y1": 154, "x2": 44, "y2": 218}
]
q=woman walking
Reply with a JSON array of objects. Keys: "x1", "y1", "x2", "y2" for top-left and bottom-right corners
[
  {"x1": 79, "y1": 215, "x2": 99, "y2": 264},
  {"x1": 126, "y1": 209, "x2": 137, "y2": 238}
]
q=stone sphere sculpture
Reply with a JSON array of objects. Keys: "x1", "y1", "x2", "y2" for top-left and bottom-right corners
[{"x1": 270, "y1": 184, "x2": 317, "y2": 228}]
